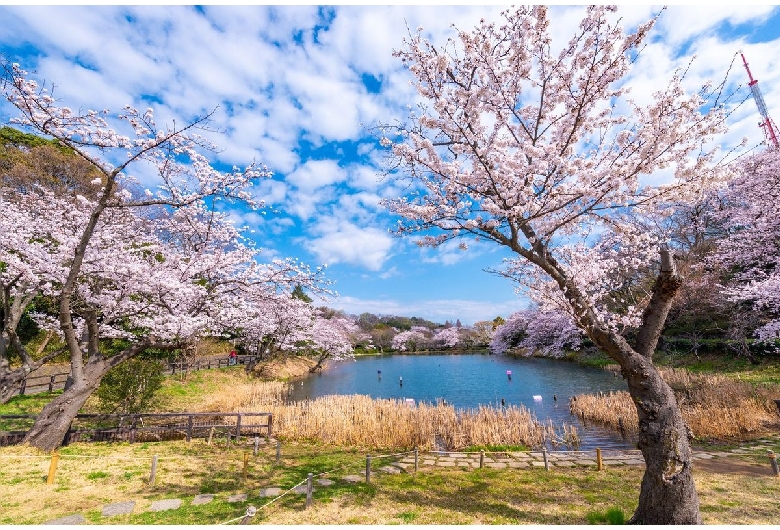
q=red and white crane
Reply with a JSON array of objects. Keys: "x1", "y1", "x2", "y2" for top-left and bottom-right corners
[{"x1": 741, "y1": 53, "x2": 779, "y2": 149}]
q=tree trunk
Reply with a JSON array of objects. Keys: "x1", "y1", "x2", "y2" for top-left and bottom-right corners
[
  {"x1": 21, "y1": 373, "x2": 100, "y2": 452},
  {"x1": 22, "y1": 339, "x2": 156, "y2": 452},
  {"x1": 585, "y1": 248, "x2": 700, "y2": 524},
  {"x1": 0, "y1": 367, "x2": 29, "y2": 404},
  {"x1": 594, "y1": 332, "x2": 701, "y2": 524}
]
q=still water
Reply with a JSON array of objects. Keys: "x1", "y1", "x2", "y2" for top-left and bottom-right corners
[{"x1": 287, "y1": 353, "x2": 636, "y2": 450}]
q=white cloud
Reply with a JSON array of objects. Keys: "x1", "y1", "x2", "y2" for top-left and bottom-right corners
[
  {"x1": 305, "y1": 221, "x2": 393, "y2": 271},
  {"x1": 286, "y1": 159, "x2": 345, "y2": 191},
  {"x1": 323, "y1": 295, "x2": 524, "y2": 326}
]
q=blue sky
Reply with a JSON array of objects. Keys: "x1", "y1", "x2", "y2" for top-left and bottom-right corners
[{"x1": 2, "y1": 4, "x2": 780, "y2": 325}]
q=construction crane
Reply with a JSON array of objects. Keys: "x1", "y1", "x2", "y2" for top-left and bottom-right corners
[{"x1": 741, "y1": 53, "x2": 780, "y2": 149}]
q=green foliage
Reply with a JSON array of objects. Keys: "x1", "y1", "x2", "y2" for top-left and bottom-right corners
[
  {"x1": 291, "y1": 284, "x2": 312, "y2": 303},
  {"x1": 0, "y1": 126, "x2": 64, "y2": 150},
  {"x1": 586, "y1": 507, "x2": 626, "y2": 525},
  {"x1": 95, "y1": 358, "x2": 165, "y2": 414}
]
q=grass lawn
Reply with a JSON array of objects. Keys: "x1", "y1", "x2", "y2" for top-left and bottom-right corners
[{"x1": 1, "y1": 438, "x2": 778, "y2": 525}]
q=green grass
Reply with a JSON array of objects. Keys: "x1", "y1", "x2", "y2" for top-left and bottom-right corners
[{"x1": 586, "y1": 507, "x2": 627, "y2": 524}]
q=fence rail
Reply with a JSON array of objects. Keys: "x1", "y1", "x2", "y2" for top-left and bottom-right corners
[
  {"x1": 0, "y1": 411, "x2": 272, "y2": 447},
  {"x1": 10, "y1": 355, "x2": 261, "y2": 398}
]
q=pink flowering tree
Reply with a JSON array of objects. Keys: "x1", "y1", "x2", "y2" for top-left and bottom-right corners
[
  {"x1": 712, "y1": 148, "x2": 780, "y2": 348},
  {"x1": 380, "y1": 6, "x2": 738, "y2": 523},
  {"x1": 304, "y1": 311, "x2": 365, "y2": 372},
  {"x1": 490, "y1": 309, "x2": 582, "y2": 357},
  {"x1": 0, "y1": 63, "x2": 324, "y2": 451},
  {"x1": 431, "y1": 326, "x2": 461, "y2": 349},
  {"x1": 391, "y1": 326, "x2": 431, "y2": 352}
]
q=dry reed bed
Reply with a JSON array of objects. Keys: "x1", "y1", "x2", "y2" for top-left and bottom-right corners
[
  {"x1": 571, "y1": 367, "x2": 780, "y2": 440},
  {"x1": 201, "y1": 381, "x2": 577, "y2": 450}
]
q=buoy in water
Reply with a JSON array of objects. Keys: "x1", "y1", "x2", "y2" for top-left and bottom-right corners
[{"x1": 533, "y1": 395, "x2": 543, "y2": 401}]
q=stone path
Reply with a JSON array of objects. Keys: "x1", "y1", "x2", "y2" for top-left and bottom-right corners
[{"x1": 42, "y1": 438, "x2": 779, "y2": 524}]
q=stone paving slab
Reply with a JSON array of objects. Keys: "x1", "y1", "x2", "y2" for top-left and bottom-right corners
[
  {"x1": 292, "y1": 484, "x2": 314, "y2": 494},
  {"x1": 102, "y1": 501, "x2": 135, "y2": 517},
  {"x1": 44, "y1": 514, "x2": 86, "y2": 525},
  {"x1": 191, "y1": 494, "x2": 214, "y2": 506},
  {"x1": 343, "y1": 474, "x2": 363, "y2": 483},
  {"x1": 227, "y1": 493, "x2": 247, "y2": 503},
  {"x1": 317, "y1": 478, "x2": 335, "y2": 486},
  {"x1": 259, "y1": 487, "x2": 283, "y2": 497},
  {"x1": 149, "y1": 499, "x2": 182, "y2": 512},
  {"x1": 379, "y1": 465, "x2": 401, "y2": 474}
]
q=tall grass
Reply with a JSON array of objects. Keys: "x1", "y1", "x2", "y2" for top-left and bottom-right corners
[
  {"x1": 571, "y1": 367, "x2": 780, "y2": 441},
  {"x1": 201, "y1": 381, "x2": 577, "y2": 450}
]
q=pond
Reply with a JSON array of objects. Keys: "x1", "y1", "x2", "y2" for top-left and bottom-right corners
[{"x1": 286, "y1": 352, "x2": 636, "y2": 450}]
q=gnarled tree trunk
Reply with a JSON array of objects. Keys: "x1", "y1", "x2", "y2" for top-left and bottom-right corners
[
  {"x1": 22, "y1": 338, "x2": 156, "y2": 452},
  {"x1": 586, "y1": 248, "x2": 700, "y2": 524}
]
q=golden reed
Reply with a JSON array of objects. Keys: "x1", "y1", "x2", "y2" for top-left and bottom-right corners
[
  {"x1": 570, "y1": 367, "x2": 780, "y2": 440},
  {"x1": 201, "y1": 381, "x2": 578, "y2": 450}
]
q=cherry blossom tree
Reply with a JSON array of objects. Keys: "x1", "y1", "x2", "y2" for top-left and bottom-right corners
[
  {"x1": 711, "y1": 147, "x2": 780, "y2": 348},
  {"x1": 304, "y1": 311, "x2": 364, "y2": 372},
  {"x1": 380, "y1": 6, "x2": 739, "y2": 523},
  {"x1": 391, "y1": 326, "x2": 431, "y2": 352},
  {"x1": 490, "y1": 309, "x2": 582, "y2": 357},
  {"x1": 0, "y1": 62, "x2": 325, "y2": 451},
  {"x1": 431, "y1": 326, "x2": 461, "y2": 348}
]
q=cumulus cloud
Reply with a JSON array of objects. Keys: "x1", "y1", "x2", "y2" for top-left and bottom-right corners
[{"x1": 305, "y1": 221, "x2": 393, "y2": 271}]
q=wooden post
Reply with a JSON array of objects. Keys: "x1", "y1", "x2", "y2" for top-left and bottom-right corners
[
  {"x1": 243, "y1": 452, "x2": 249, "y2": 482},
  {"x1": 129, "y1": 417, "x2": 137, "y2": 444},
  {"x1": 149, "y1": 455, "x2": 158, "y2": 487},
  {"x1": 267, "y1": 414, "x2": 273, "y2": 439},
  {"x1": 253, "y1": 436, "x2": 260, "y2": 457},
  {"x1": 276, "y1": 440, "x2": 281, "y2": 465},
  {"x1": 19, "y1": 378, "x2": 26, "y2": 396},
  {"x1": 235, "y1": 414, "x2": 242, "y2": 442},
  {"x1": 225, "y1": 433, "x2": 231, "y2": 449},
  {"x1": 46, "y1": 452, "x2": 60, "y2": 485},
  {"x1": 479, "y1": 450, "x2": 485, "y2": 469},
  {"x1": 769, "y1": 451, "x2": 780, "y2": 477},
  {"x1": 596, "y1": 448, "x2": 603, "y2": 471},
  {"x1": 414, "y1": 447, "x2": 419, "y2": 473},
  {"x1": 207, "y1": 426, "x2": 215, "y2": 446},
  {"x1": 305, "y1": 473, "x2": 313, "y2": 509},
  {"x1": 542, "y1": 449, "x2": 549, "y2": 471},
  {"x1": 186, "y1": 415, "x2": 193, "y2": 443},
  {"x1": 48, "y1": 375, "x2": 55, "y2": 392},
  {"x1": 365, "y1": 454, "x2": 371, "y2": 483}
]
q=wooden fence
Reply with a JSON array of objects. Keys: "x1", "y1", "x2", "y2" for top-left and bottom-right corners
[
  {"x1": 0, "y1": 411, "x2": 272, "y2": 447},
  {"x1": 10, "y1": 355, "x2": 261, "y2": 398}
]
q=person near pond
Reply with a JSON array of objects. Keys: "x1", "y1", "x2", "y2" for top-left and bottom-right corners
[{"x1": 229, "y1": 350, "x2": 237, "y2": 366}]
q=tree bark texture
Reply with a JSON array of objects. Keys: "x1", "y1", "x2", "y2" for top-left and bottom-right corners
[
  {"x1": 22, "y1": 339, "x2": 154, "y2": 452},
  {"x1": 587, "y1": 249, "x2": 700, "y2": 524}
]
